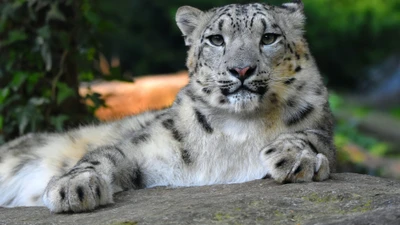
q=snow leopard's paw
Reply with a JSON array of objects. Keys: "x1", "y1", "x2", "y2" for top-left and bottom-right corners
[
  {"x1": 42, "y1": 167, "x2": 113, "y2": 213},
  {"x1": 260, "y1": 134, "x2": 330, "y2": 183}
]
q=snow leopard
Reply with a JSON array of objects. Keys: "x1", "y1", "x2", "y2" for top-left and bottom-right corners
[{"x1": 0, "y1": 0, "x2": 336, "y2": 213}]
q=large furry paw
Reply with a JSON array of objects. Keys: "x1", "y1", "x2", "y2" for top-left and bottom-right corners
[
  {"x1": 42, "y1": 168, "x2": 113, "y2": 213},
  {"x1": 260, "y1": 134, "x2": 330, "y2": 183}
]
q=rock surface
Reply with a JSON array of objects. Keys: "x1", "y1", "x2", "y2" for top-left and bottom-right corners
[{"x1": 1, "y1": 173, "x2": 399, "y2": 225}]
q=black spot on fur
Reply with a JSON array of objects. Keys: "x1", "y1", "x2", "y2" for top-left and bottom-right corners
[
  {"x1": 256, "y1": 86, "x2": 268, "y2": 95},
  {"x1": 90, "y1": 161, "x2": 100, "y2": 165},
  {"x1": 284, "y1": 78, "x2": 296, "y2": 85},
  {"x1": 154, "y1": 111, "x2": 168, "y2": 120},
  {"x1": 85, "y1": 166, "x2": 95, "y2": 170},
  {"x1": 287, "y1": 44, "x2": 293, "y2": 53},
  {"x1": 68, "y1": 133, "x2": 79, "y2": 144},
  {"x1": 202, "y1": 88, "x2": 211, "y2": 94},
  {"x1": 106, "y1": 153, "x2": 117, "y2": 166},
  {"x1": 295, "y1": 66, "x2": 302, "y2": 72},
  {"x1": 60, "y1": 189, "x2": 66, "y2": 200},
  {"x1": 176, "y1": 96, "x2": 182, "y2": 105},
  {"x1": 181, "y1": 149, "x2": 192, "y2": 165},
  {"x1": 261, "y1": 18, "x2": 267, "y2": 31},
  {"x1": 186, "y1": 89, "x2": 198, "y2": 102},
  {"x1": 194, "y1": 109, "x2": 214, "y2": 133},
  {"x1": 95, "y1": 186, "x2": 101, "y2": 198},
  {"x1": 131, "y1": 133, "x2": 150, "y2": 145},
  {"x1": 265, "y1": 148, "x2": 276, "y2": 154},
  {"x1": 131, "y1": 168, "x2": 143, "y2": 189},
  {"x1": 61, "y1": 160, "x2": 69, "y2": 171},
  {"x1": 315, "y1": 88, "x2": 323, "y2": 96},
  {"x1": 115, "y1": 147, "x2": 126, "y2": 157},
  {"x1": 31, "y1": 195, "x2": 40, "y2": 202},
  {"x1": 4, "y1": 196, "x2": 16, "y2": 206},
  {"x1": 276, "y1": 159, "x2": 287, "y2": 168},
  {"x1": 285, "y1": 103, "x2": 315, "y2": 126},
  {"x1": 11, "y1": 156, "x2": 39, "y2": 176},
  {"x1": 11, "y1": 161, "x2": 26, "y2": 176},
  {"x1": 294, "y1": 166, "x2": 302, "y2": 175},
  {"x1": 162, "y1": 119, "x2": 184, "y2": 142},
  {"x1": 287, "y1": 98, "x2": 296, "y2": 107},
  {"x1": 65, "y1": 167, "x2": 81, "y2": 176},
  {"x1": 262, "y1": 174, "x2": 271, "y2": 179},
  {"x1": 76, "y1": 186, "x2": 84, "y2": 202},
  {"x1": 297, "y1": 82, "x2": 306, "y2": 91},
  {"x1": 218, "y1": 19, "x2": 224, "y2": 31},
  {"x1": 307, "y1": 141, "x2": 319, "y2": 154},
  {"x1": 270, "y1": 93, "x2": 278, "y2": 104},
  {"x1": 220, "y1": 87, "x2": 230, "y2": 96}
]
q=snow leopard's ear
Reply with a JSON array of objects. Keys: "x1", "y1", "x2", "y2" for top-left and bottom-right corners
[
  {"x1": 278, "y1": 0, "x2": 305, "y2": 33},
  {"x1": 282, "y1": 0, "x2": 304, "y2": 12},
  {"x1": 176, "y1": 6, "x2": 203, "y2": 46}
]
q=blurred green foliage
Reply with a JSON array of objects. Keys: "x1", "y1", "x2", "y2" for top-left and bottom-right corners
[
  {"x1": 329, "y1": 93, "x2": 394, "y2": 176},
  {"x1": 305, "y1": 0, "x2": 400, "y2": 87},
  {"x1": 0, "y1": 0, "x2": 110, "y2": 144},
  {"x1": 330, "y1": 93, "x2": 391, "y2": 155}
]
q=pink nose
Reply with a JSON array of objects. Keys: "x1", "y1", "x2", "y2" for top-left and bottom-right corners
[{"x1": 234, "y1": 67, "x2": 250, "y2": 77}]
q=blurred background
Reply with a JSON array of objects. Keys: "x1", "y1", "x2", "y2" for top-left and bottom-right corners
[{"x1": 1, "y1": 0, "x2": 399, "y2": 178}]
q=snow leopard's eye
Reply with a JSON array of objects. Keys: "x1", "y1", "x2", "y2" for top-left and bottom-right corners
[
  {"x1": 261, "y1": 33, "x2": 280, "y2": 45},
  {"x1": 208, "y1": 35, "x2": 224, "y2": 46}
]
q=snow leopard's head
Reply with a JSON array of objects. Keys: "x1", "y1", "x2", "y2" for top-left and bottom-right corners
[{"x1": 176, "y1": 1, "x2": 319, "y2": 114}]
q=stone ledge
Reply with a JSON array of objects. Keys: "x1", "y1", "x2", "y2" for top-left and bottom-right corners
[{"x1": 1, "y1": 173, "x2": 399, "y2": 225}]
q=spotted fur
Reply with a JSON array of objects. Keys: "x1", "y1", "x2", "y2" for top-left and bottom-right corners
[{"x1": 0, "y1": 1, "x2": 335, "y2": 213}]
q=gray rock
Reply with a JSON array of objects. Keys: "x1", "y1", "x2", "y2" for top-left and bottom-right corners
[{"x1": 1, "y1": 173, "x2": 400, "y2": 225}]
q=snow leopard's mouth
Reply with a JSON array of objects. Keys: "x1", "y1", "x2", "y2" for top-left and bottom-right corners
[{"x1": 220, "y1": 84, "x2": 268, "y2": 96}]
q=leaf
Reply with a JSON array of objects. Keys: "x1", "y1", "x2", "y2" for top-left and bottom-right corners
[
  {"x1": 0, "y1": 115, "x2": 3, "y2": 130},
  {"x1": 390, "y1": 107, "x2": 400, "y2": 120},
  {"x1": 0, "y1": 88, "x2": 10, "y2": 104},
  {"x1": 370, "y1": 143, "x2": 389, "y2": 157},
  {"x1": 86, "y1": 47, "x2": 96, "y2": 61},
  {"x1": 18, "y1": 109, "x2": 29, "y2": 135},
  {"x1": 29, "y1": 97, "x2": 49, "y2": 106},
  {"x1": 50, "y1": 115, "x2": 69, "y2": 131},
  {"x1": 46, "y1": 2, "x2": 66, "y2": 22},
  {"x1": 10, "y1": 72, "x2": 27, "y2": 91},
  {"x1": 56, "y1": 83, "x2": 76, "y2": 105},
  {"x1": 79, "y1": 71, "x2": 95, "y2": 81},
  {"x1": 328, "y1": 93, "x2": 343, "y2": 112},
  {"x1": 1, "y1": 30, "x2": 28, "y2": 47},
  {"x1": 55, "y1": 31, "x2": 70, "y2": 49},
  {"x1": 39, "y1": 40, "x2": 52, "y2": 71},
  {"x1": 26, "y1": 72, "x2": 44, "y2": 93},
  {"x1": 37, "y1": 26, "x2": 51, "y2": 40}
]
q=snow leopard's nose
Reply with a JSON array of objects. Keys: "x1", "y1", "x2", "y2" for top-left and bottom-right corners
[{"x1": 228, "y1": 66, "x2": 257, "y2": 82}]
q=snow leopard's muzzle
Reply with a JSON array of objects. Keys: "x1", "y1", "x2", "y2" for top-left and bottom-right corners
[{"x1": 219, "y1": 65, "x2": 269, "y2": 97}]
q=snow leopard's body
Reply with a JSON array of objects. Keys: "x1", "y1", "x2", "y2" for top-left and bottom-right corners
[{"x1": 0, "y1": 1, "x2": 336, "y2": 212}]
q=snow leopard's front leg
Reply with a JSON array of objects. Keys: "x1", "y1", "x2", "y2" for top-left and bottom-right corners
[
  {"x1": 42, "y1": 145, "x2": 141, "y2": 213},
  {"x1": 260, "y1": 130, "x2": 335, "y2": 183}
]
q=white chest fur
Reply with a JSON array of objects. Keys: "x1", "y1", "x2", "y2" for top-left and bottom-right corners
[{"x1": 177, "y1": 116, "x2": 270, "y2": 186}]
